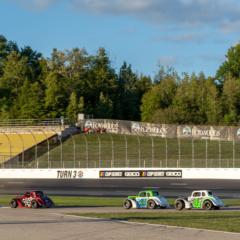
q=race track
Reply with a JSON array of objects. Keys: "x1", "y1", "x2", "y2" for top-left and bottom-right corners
[
  {"x1": 0, "y1": 178, "x2": 240, "y2": 197},
  {"x1": 0, "y1": 207, "x2": 240, "y2": 240}
]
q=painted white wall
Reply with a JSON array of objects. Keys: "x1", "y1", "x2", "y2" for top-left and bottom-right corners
[
  {"x1": 0, "y1": 169, "x2": 99, "y2": 179},
  {"x1": 0, "y1": 168, "x2": 240, "y2": 179},
  {"x1": 183, "y1": 168, "x2": 240, "y2": 179}
]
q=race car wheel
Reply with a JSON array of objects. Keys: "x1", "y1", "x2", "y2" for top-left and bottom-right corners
[
  {"x1": 46, "y1": 198, "x2": 55, "y2": 208},
  {"x1": 203, "y1": 200, "x2": 213, "y2": 210},
  {"x1": 147, "y1": 200, "x2": 156, "y2": 209},
  {"x1": 123, "y1": 199, "x2": 132, "y2": 209},
  {"x1": 10, "y1": 199, "x2": 18, "y2": 208},
  {"x1": 31, "y1": 200, "x2": 39, "y2": 209},
  {"x1": 175, "y1": 200, "x2": 184, "y2": 210}
]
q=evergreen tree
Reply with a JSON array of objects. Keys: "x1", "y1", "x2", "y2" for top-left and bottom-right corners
[
  {"x1": 1, "y1": 34, "x2": 240, "y2": 125},
  {"x1": 18, "y1": 81, "x2": 45, "y2": 118},
  {"x1": 85, "y1": 48, "x2": 117, "y2": 117},
  {"x1": 172, "y1": 73, "x2": 220, "y2": 124},
  {"x1": 172, "y1": 73, "x2": 204, "y2": 124},
  {"x1": 141, "y1": 70, "x2": 177, "y2": 122},
  {"x1": 49, "y1": 48, "x2": 66, "y2": 75},
  {"x1": 78, "y1": 96, "x2": 85, "y2": 113},
  {"x1": 0, "y1": 35, "x2": 18, "y2": 76},
  {"x1": 221, "y1": 75, "x2": 240, "y2": 124},
  {"x1": 44, "y1": 72, "x2": 68, "y2": 118},
  {"x1": 216, "y1": 43, "x2": 240, "y2": 86},
  {"x1": 116, "y1": 62, "x2": 139, "y2": 120},
  {"x1": 0, "y1": 51, "x2": 29, "y2": 95},
  {"x1": 141, "y1": 85, "x2": 162, "y2": 122},
  {"x1": 67, "y1": 92, "x2": 78, "y2": 123},
  {"x1": 96, "y1": 92, "x2": 113, "y2": 118},
  {"x1": 20, "y1": 46, "x2": 42, "y2": 81}
]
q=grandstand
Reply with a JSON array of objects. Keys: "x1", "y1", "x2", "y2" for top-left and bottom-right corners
[
  {"x1": 33, "y1": 133, "x2": 240, "y2": 168},
  {"x1": 0, "y1": 119, "x2": 69, "y2": 167},
  {"x1": 1, "y1": 118, "x2": 240, "y2": 169},
  {"x1": 0, "y1": 131, "x2": 56, "y2": 159}
]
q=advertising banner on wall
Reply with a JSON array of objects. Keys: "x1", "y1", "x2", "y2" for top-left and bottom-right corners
[
  {"x1": 131, "y1": 122, "x2": 177, "y2": 137},
  {"x1": 232, "y1": 127, "x2": 240, "y2": 141},
  {"x1": 82, "y1": 119, "x2": 240, "y2": 141},
  {"x1": 178, "y1": 125, "x2": 229, "y2": 140},
  {"x1": 83, "y1": 119, "x2": 178, "y2": 137},
  {"x1": 84, "y1": 119, "x2": 122, "y2": 133},
  {"x1": 99, "y1": 170, "x2": 182, "y2": 178}
]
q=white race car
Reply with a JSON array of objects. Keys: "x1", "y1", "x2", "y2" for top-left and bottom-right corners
[{"x1": 175, "y1": 190, "x2": 224, "y2": 210}]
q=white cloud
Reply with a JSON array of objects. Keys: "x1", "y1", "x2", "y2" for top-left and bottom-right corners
[
  {"x1": 156, "y1": 33, "x2": 206, "y2": 43},
  {"x1": 221, "y1": 20, "x2": 240, "y2": 33},
  {"x1": 72, "y1": 0, "x2": 240, "y2": 27},
  {"x1": 158, "y1": 56, "x2": 177, "y2": 66},
  {"x1": 72, "y1": 0, "x2": 153, "y2": 13},
  {"x1": 11, "y1": 0, "x2": 240, "y2": 33},
  {"x1": 13, "y1": 0, "x2": 56, "y2": 10}
]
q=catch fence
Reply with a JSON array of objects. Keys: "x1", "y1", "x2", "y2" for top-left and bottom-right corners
[{"x1": 1, "y1": 132, "x2": 240, "y2": 168}]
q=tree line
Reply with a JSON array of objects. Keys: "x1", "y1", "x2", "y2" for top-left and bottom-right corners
[{"x1": 0, "y1": 35, "x2": 240, "y2": 125}]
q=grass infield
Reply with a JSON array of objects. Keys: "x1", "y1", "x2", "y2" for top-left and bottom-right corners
[
  {"x1": 1, "y1": 195, "x2": 240, "y2": 207},
  {"x1": 0, "y1": 196, "x2": 123, "y2": 207},
  {"x1": 73, "y1": 211, "x2": 240, "y2": 233}
]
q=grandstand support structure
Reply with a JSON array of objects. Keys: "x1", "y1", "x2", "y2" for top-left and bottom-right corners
[{"x1": 0, "y1": 118, "x2": 81, "y2": 168}]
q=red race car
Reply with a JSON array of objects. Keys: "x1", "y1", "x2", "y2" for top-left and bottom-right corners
[{"x1": 9, "y1": 191, "x2": 54, "y2": 209}]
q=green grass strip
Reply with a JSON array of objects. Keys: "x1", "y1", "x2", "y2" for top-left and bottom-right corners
[
  {"x1": 73, "y1": 211, "x2": 240, "y2": 233},
  {"x1": 0, "y1": 195, "x2": 123, "y2": 207},
  {"x1": 1, "y1": 196, "x2": 240, "y2": 207}
]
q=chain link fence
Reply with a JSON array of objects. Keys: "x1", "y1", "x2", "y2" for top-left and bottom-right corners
[{"x1": 1, "y1": 131, "x2": 240, "y2": 168}]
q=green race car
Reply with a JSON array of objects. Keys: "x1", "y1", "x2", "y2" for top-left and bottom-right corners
[
  {"x1": 123, "y1": 190, "x2": 169, "y2": 209},
  {"x1": 175, "y1": 190, "x2": 224, "y2": 210}
]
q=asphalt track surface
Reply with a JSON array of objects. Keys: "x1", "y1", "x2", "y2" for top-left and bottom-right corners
[
  {"x1": 0, "y1": 179, "x2": 240, "y2": 197},
  {"x1": 1, "y1": 206, "x2": 240, "y2": 240}
]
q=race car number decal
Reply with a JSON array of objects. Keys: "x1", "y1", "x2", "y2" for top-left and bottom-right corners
[
  {"x1": 192, "y1": 198, "x2": 202, "y2": 208},
  {"x1": 137, "y1": 198, "x2": 147, "y2": 207},
  {"x1": 22, "y1": 197, "x2": 33, "y2": 207}
]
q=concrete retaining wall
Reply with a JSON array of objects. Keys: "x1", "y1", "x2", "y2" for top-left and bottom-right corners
[{"x1": 0, "y1": 168, "x2": 240, "y2": 179}]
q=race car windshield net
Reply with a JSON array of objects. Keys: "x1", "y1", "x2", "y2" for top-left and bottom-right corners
[
  {"x1": 35, "y1": 191, "x2": 44, "y2": 197},
  {"x1": 153, "y1": 191, "x2": 159, "y2": 196}
]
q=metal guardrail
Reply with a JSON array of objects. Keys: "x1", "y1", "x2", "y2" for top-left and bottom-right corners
[{"x1": 0, "y1": 118, "x2": 67, "y2": 127}]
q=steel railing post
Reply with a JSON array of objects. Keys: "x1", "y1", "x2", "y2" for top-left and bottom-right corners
[
  {"x1": 165, "y1": 137, "x2": 168, "y2": 168},
  {"x1": 109, "y1": 134, "x2": 114, "y2": 168},
  {"x1": 124, "y1": 135, "x2": 128, "y2": 168},
  {"x1": 137, "y1": 134, "x2": 141, "y2": 168},
  {"x1": 97, "y1": 134, "x2": 101, "y2": 168},
  {"x1": 151, "y1": 136, "x2": 154, "y2": 168},
  {"x1": 83, "y1": 134, "x2": 88, "y2": 168}
]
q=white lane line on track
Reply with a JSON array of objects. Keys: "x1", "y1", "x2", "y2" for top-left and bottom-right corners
[
  {"x1": 170, "y1": 183, "x2": 187, "y2": 186},
  {"x1": 54, "y1": 213, "x2": 240, "y2": 236},
  {"x1": 7, "y1": 182, "x2": 24, "y2": 184}
]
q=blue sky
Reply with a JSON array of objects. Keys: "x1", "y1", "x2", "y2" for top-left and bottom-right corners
[{"x1": 1, "y1": 0, "x2": 240, "y2": 77}]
